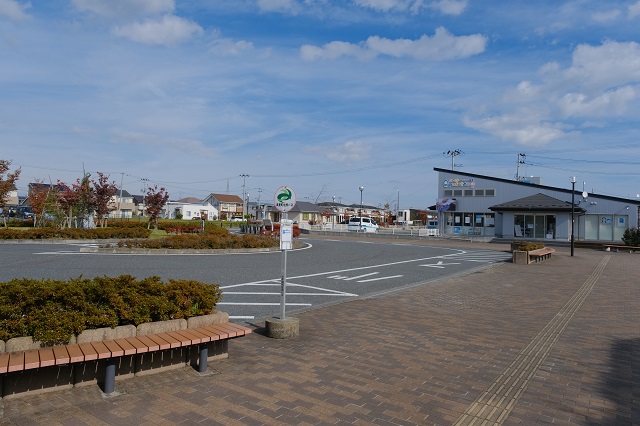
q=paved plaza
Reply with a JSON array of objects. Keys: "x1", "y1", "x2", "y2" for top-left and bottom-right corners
[{"x1": 0, "y1": 239, "x2": 638, "y2": 425}]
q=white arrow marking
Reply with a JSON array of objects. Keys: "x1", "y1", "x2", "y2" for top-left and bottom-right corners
[{"x1": 420, "y1": 261, "x2": 461, "y2": 268}]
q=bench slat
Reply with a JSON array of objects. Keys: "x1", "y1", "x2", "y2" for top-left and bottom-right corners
[
  {"x1": 136, "y1": 335, "x2": 161, "y2": 352},
  {"x1": 177, "y1": 329, "x2": 204, "y2": 344},
  {"x1": 196, "y1": 325, "x2": 226, "y2": 340},
  {"x1": 225, "y1": 323, "x2": 252, "y2": 336},
  {"x1": 39, "y1": 347, "x2": 56, "y2": 367},
  {"x1": 65, "y1": 344, "x2": 85, "y2": 363},
  {"x1": 211, "y1": 323, "x2": 238, "y2": 338},
  {"x1": 166, "y1": 331, "x2": 194, "y2": 346},
  {"x1": 8, "y1": 351, "x2": 25, "y2": 372},
  {"x1": 123, "y1": 336, "x2": 150, "y2": 354},
  {"x1": 24, "y1": 349, "x2": 40, "y2": 370},
  {"x1": 52, "y1": 345, "x2": 70, "y2": 365},
  {"x1": 90, "y1": 341, "x2": 112, "y2": 359},
  {"x1": 153, "y1": 332, "x2": 182, "y2": 349},
  {"x1": 113, "y1": 338, "x2": 137, "y2": 356},
  {"x1": 78, "y1": 342, "x2": 99, "y2": 361},
  {"x1": 144, "y1": 334, "x2": 171, "y2": 351},
  {"x1": 0, "y1": 352, "x2": 10, "y2": 374},
  {"x1": 192, "y1": 326, "x2": 221, "y2": 341},
  {"x1": 103, "y1": 340, "x2": 124, "y2": 357}
]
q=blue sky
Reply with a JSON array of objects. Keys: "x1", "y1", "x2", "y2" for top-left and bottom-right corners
[{"x1": 2, "y1": 0, "x2": 640, "y2": 210}]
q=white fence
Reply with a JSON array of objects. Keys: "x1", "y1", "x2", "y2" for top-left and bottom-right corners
[{"x1": 298, "y1": 223, "x2": 440, "y2": 237}]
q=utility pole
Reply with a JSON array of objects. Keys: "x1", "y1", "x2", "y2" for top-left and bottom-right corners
[
  {"x1": 515, "y1": 153, "x2": 526, "y2": 181},
  {"x1": 117, "y1": 172, "x2": 124, "y2": 219},
  {"x1": 240, "y1": 174, "x2": 249, "y2": 217},
  {"x1": 140, "y1": 178, "x2": 148, "y2": 217},
  {"x1": 444, "y1": 149, "x2": 462, "y2": 170}
]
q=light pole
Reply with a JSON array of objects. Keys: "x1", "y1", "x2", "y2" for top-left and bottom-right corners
[
  {"x1": 359, "y1": 186, "x2": 364, "y2": 231},
  {"x1": 571, "y1": 176, "x2": 575, "y2": 257}
]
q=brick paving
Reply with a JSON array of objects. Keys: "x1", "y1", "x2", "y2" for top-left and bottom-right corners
[{"x1": 1, "y1": 238, "x2": 638, "y2": 425}]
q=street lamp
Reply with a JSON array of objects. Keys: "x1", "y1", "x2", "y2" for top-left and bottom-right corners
[
  {"x1": 359, "y1": 186, "x2": 364, "y2": 231},
  {"x1": 571, "y1": 176, "x2": 575, "y2": 257}
]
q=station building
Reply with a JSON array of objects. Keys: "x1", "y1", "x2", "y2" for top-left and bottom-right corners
[{"x1": 434, "y1": 167, "x2": 640, "y2": 242}]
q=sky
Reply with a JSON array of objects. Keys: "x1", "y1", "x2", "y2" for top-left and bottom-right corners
[{"x1": 2, "y1": 0, "x2": 640, "y2": 210}]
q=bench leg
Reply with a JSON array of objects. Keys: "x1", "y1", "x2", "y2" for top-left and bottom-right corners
[
  {"x1": 198, "y1": 344, "x2": 208, "y2": 373},
  {"x1": 103, "y1": 358, "x2": 117, "y2": 394}
]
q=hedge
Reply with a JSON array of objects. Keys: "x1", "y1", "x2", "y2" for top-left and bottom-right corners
[
  {"x1": 113, "y1": 232, "x2": 279, "y2": 250},
  {"x1": 0, "y1": 227, "x2": 151, "y2": 240},
  {"x1": 0, "y1": 275, "x2": 222, "y2": 344}
]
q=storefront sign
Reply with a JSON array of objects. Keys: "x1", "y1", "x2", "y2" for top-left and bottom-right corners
[
  {"x1": 436, "y1": 198, "x2": 457, "y2": 211},
  {"x1": 443, "y1": 178, "x2": 475, "y2": 188}
]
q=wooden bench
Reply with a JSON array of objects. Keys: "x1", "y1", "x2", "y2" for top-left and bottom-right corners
[
  {"x1": 0, "y1": 322, "x2": 251, "y2": 396},
  {"x1": 527, "y1": 247, "x2": 555, "y2": 263}
]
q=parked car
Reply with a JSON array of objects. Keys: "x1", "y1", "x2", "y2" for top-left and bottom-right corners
[
  {"x1": 229, "y1": 216, "x2": 244, "y2": 222},
  {"x1": 347, "y1": 216, "x2": 379, "y2": 233},
  {"x1": 15, "y1": 206, "x2": 35, "y2": 219}
]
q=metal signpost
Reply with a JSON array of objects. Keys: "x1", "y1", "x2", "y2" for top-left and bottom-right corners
[{"x1": 274, "y1": 186, "x2": 296, "y2": 319}]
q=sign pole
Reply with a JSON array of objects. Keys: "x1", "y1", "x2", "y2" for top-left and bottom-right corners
[{"x1": 280, "y1": 212, "x2": 288, "y2": 319}]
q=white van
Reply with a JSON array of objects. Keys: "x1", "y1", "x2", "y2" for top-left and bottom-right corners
[{"x1": 347, "y1": 217, "x2": 379, "y2": 233}]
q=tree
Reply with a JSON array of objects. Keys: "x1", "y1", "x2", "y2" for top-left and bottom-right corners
[
  {"x1": 56, "y1": 181, "x2": 78, "y2": 229},
  {"x1": 92, "y1": 172, "x2": 119, "y2": 227},
  {"x1": 27, "y1": 180, "x2": 57, "y2": 227},
  {"x1": 0, "y1": 160, "x2": 21, "y2": 228},
  {"x1": 145, "y1": 185, "x2": 169, "y2": 230},
  {"x1": 70, "y1": 173, "x2": 96, "y2": 229}
]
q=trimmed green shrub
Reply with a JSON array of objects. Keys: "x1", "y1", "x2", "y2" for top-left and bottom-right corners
[
  {"x1": 0, "y1": 227, "x2": 151, "y2": 239},
  {"x1": 622, "y1": 227, "x2": 640, "y2": 246},
  {"x1": 114, "y1": 232, "x2": 278, "y2": 250},
  {"x1": 0, "y1": 275, "x2": 222, "y2": 344}
]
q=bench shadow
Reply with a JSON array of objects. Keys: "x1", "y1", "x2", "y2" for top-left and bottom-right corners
[{"x1": 587, "y1": 338, "x2": 639, "y2": 426}]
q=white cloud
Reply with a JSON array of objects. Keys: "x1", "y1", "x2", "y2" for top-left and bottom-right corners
[
  {"x1": 629, "y1": 1, "x2": 640, "y2": 19},
  {"x1": 353, "y1": 0, "x2": 467, "y2": 14},
  {"x1": 257, "y1": 0, "x2": 300, "y2": 14},
  {"x1": 591, "y1": 9, "x2": 620, "y2": 22},
  {"x1": 71, "y1": 0, "x2": 174, "y2": 18},
  {"x1": 561, "y1": 41, "x2": 640, "y2": 93},
  {"x1": 0, "y1": 0, "x2": 31, "y2": 21},
  {"x1": 301, "y1": 27, "x2": 486, "y2": 61},
  {"x1": 113, "y1": 14, "x2": 204, "y2": 46},
  {"x1": 464, "y1": 40, "x2": 640, "y2": 146},
  {"x1": 429, "y1": 0, "x2": 467, "y2": 15},
  {"x1": 463, "y1": 113, "x2": 569, "y2": 147},
  {"x1": 308, "y1": 140, "x2": 371, "y2": 163},
  {"x1": 558, "y1": 86, "x2": 638, "y2": 117}
]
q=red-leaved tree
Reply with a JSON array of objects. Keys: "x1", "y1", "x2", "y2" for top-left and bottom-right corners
[
  {"x1": 145, "y1": 185, "x2": 170, "y2": 230},
  {"x1": 92, "y1": 172, "x2": 119, "y2": 227}
]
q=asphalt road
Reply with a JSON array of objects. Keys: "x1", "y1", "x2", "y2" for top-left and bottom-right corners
[{"x1": 0, "y1": 238, "x2": 512, "y2": 323}]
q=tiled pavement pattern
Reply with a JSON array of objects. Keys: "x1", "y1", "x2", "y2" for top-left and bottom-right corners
[{"x1": 1, "y1": 239, "x2": 638, "y2": 425}]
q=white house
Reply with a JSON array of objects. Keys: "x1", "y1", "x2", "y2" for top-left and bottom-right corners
[{"x1": 162, "y1": 198, "x2": 219, "y2": 221}]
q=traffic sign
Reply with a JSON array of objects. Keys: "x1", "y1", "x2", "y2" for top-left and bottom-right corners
[{"x1": 274, "y1": 186, "x2": 296, "y2": 212}]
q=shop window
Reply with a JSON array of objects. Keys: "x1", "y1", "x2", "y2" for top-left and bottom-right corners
[{"x1": 463, "y1": 213, "x2": 473, "y2": 226}]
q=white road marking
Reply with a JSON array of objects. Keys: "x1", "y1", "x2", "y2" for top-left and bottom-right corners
[
  {"x1": 357, "y1": 274, "x2": 404, "y2": 282},
  {"x1": 420, "y1": 260, "x2": 461, "y2": 268}
]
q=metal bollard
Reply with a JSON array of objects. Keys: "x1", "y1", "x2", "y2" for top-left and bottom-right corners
[
  {"x1": 103, "y1": 358, "x2": 117, "y2": 394},
  {"x1": 198, "y1": 344, "x2": 208, "y2": 373}
]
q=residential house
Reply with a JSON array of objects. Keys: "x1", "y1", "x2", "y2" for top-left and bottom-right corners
[
  {"x1": 108, "y1": 190, "x2": 136, "y2": 219},
  {"x1": 162, "y1": 198, "x2": 218, "y2": 220},
  {"x1": 203, "y1": 193, "x2": 244, "y2": 220},
  {"x1": 2, "y1": 184, "x2": 19, "y2": 207}
]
